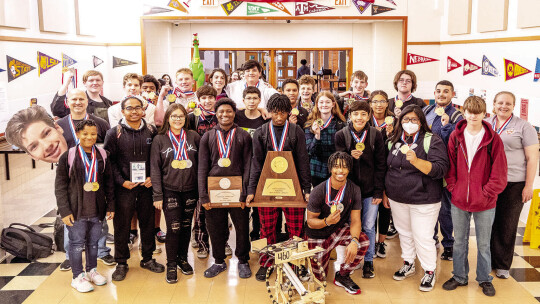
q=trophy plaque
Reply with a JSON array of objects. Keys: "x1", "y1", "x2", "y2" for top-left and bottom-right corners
[
  {"x1": 208, "y1": 176, "x2": 243, "y2": 208},
  {"x1": 251, "y1": 151, "x2": 306, "y2": 208}
]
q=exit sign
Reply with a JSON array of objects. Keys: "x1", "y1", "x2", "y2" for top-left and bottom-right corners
[
  {"x1": 203, "y1": 0, "x2": 218, "y2": 6},
  {"x1": 333, "y1": 0, "x2": 350, "y2": 6}
]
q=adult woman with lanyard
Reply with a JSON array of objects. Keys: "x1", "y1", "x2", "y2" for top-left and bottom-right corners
[
  {"x1": 208, "y1": 68, "x2": 228, "y2": 101},
  {"x1": 150, "y1": 103, "x2": 201, "y2": 284},
  {"x1": 304, "y1": 91, "x2": 347, "y2": 187},
  {"x1": 488, "y1": 91, "x2": 539, "y2": 279},
  {"x1": 385, "y1": 105, "x2": 449, "y2": 292}
]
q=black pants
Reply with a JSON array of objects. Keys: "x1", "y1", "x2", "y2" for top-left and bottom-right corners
[
  {"x1": 206, "y1": 207, "x2": 250, "y2": 264},
  {"x1": 114, "y1": 186, "x2": 155, "y2": 263},
  {"x1": 163, "y1": 189, "x2": 197, "y2": 263},
  {"x1": 250, "y1": 207, "x2": 261, "y2": 241},
  {"x1": 377, "y1": 203, "x2": 391, "y2": 236},
  {"x1": 491, "y1": 182, "x2": 525, "y2": 270}
]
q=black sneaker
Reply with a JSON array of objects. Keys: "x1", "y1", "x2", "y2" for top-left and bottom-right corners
[
  {"x1": 375, "y1": 242, "x2": 387, "y2": 258},
  {"x1": 140, "y1": 259, "x2": 165, "y2": 273},
  {"x1": 386, "y1": 227, "x2": 398, "y2": 239},
  {"x1": 97, "y1": 254, "x2": 117, "y2": 266},
  {"x1": 480, "y1": 282, "x2": 496, "y2": 297},
  {"x1": 256, "y1": 266, "x2": 273, "y2": 282},
  {"x1": 59, "y1": 259, "x2": 71, "y2": 271},
  {"x1": 393, "y1": 261, "x2": 415, "y2": 281},
  {"x1": 112, "y1": 264, "x2": 129, "y2": 281},
  {"x1": 166, "y1": 262, "x2": 177, "y2": 284},
  {"x1": 441, "y1": 247, "x2": 453, "y2": 261},
  {"x1": 419, "y1": 271, "x2": 436, "y2": 292},
  {"x1": 177, "y1": 258, "x2": 194, "y2": 275},
  {"x1": 362, "y1": 261, "x2": 375, "y2": 278},
  {"x1": 442, "y1": 277, "x2": 467, "y2": 290},
  {"x1": 334, "y1": 271, "x2": 361, "y2": 294}
]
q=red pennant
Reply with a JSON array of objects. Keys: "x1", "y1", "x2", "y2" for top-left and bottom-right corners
[
  {"x1": 504, "y1": 59, "x2": 532, "y2": 81},
  {"x1": 447, "y1": 56, "x2": 461, "y2": 73},
  {"x1": 463, "y1": 59, "x2": 480, "y2": 76},
  {"x1": 269, "y1": 2, "x2": 291, "y2": 15},
  {"x1": 406, "y1": 53, "x2": 438, "y2": 65}
]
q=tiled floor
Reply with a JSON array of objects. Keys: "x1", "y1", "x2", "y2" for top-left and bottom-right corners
[{"x1": 2, "y1": 209, "x2": 540, "y2": 304}]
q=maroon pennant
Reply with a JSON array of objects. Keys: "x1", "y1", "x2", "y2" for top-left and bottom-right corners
[
  {"x1": 463, "y1": 59, "x2": 481, "y2": 76},
  {"x1": 406, "y1": 53, "x2": 438, "y2": 65},
  {"x1": 447, "y1": 56, "x2": 462, "y2": 73},
  {"x1": 295, "y1": 1, "x2": 334, "y2": 16}
]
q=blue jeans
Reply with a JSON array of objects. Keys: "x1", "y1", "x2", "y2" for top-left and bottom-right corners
[
  {"x1": 64, "y1": 217, "x2": 110, "y2": 259},
  {"x1": 434, "y1": 188, "x2": 454, "y2": 248},
  {"x1": 66, "y1": 217, "x2": 102, "y2": 278},
  {"x1": 451, "y1": 205, "x2": 495, "y2": 284},
  {"x1": 361, "y1": 197, "x2": 377, "y2": 262}
]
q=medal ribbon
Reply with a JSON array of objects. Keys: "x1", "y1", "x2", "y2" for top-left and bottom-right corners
[
  {"x1": 173, "y1": 87, "x2": 194, "y2": 99},
  {"x1": 350, "y1": 129, "x2": 367, "y2": 144},
  {"x1": 372, "y1": 116, "x2": 387, "y2": 128},
  {"x1": 321, "y1": 116, "x2": 333, "y2": 130},
  {"x1": 354, "y1": 93, "x2": 369, "y2": 101},
  {"x1": 395, "y1": 94, "x2": 412, "y2": 102},
  {"x1": 68, "y1": 114, "x2": 89, "y2": 145},
  {"x1": 325, "y1": 179, "x2": 347, "y2": 207},
  {"x1": 244, "y1": 80, "x2": 261, "y2": 89},
  {"x1": 216, "y1": 128, "x2": 236, "y2": 159},
  {"x1": 401, "y1": 131, "x2": 419, "y2": 147},
  {"x1": 492, "y1": 114, "x2": 513, "y2": 135},
  {"x1": 77, "y1": 144, "x2": 97, "y2": 183},
  {"x1": 269, "y1": 121, "x2": 289, "y2": 152},
  {"x1": 198, "y1": 105, "x2": 215, "y2": 121},
  {"x1": 168, "y1": 129, "x2": 188, "y2": 161}
]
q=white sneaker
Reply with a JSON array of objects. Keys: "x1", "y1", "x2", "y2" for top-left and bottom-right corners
[
  {"x1": 419, "y1": 271, "x2": 436, "y2": 292},
  {"x1": 88, "y1": 268, "x2": 107, "y2": 286},
  {"x1": 71, "y1": 273, "x2": 94, "y2": 293}
]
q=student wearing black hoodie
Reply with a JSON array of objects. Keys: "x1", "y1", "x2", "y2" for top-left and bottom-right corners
[
  {"x1": 104, "y1": 95, "x2": 164, "y2": 281},
  {"x1": 151, "y1": 103, "x2": 201, "y2": 284}
]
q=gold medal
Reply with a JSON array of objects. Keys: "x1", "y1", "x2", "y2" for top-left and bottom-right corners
[
  {"x1": 347, "y1": 98, "x2": 355, "y2": 105},
  {"x1": 291, "y1": 108, "x2": 299, "y2": 116},
  {"x1": 302, "y1": 102, "x2": 312, "y2": 109},
  {"x1": 148, "y1": 92, "x2": 156, "y2": 100},
  {"x1": 384, "y1": 116, "x2": 394, "y2": 125},
  {"x1": 271, "y1": 156, "x2": 288, "y2": 174},
  {"x1": 171, "y1": 160, "x2": 181, "y2": 169},
  {"x1": 188, "y1": 101, "x2": 197, "y2": 109},
  {"x1": 356, "y1": 142, "x2": 365, "y2": 151},
  {"x1": 435, "y1": 107, "x2": 445, "y2": 116},
  {"x1": 166, "y1": 94, "x2": 177, "y2": 103},
  {"x1": 400, "y1": 145, "x2": 410, "y2": 154},
  {"x1": 83, "y1": 182, "x2": 93, "y2": 192},
  {"x1": 395, "y1": 99, "x2": 403, "y2": 108},
  {"x1": 193, "y1": 108, "x2": 202, "y2": 116},
  {"x1": 221, "y1": 158, "x2": 231, "y2": 167},
  {"x1": 331, "y1": 204, "x2": 337, "y2": 213},
  {"x1": 178, "y1": 160, "x2": 187, "y2": 169},
  {"x1": 315, "y1": 118, "x2": 324, "y2": 127},
  {"x1": 92, "y1": 182, "x2": 99, "y2": 192}
]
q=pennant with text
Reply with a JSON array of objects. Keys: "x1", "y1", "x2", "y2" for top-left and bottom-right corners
[
  {"x1": 352, "y1": 0, "x2": 371, "y2": 14},
  {"x1": 62, "y1": 53, "x2": 77, "y2": 68},
  {"x1": 372, "y1": 4, "x2": 394, "y2": 15},
  {"x1": 269, "y1": 2, "x2": 291, "y2": 15},
  {"x1": 113, "y1": 56, "x2": 137, "y2": 68},
  {"x1": 247, "y1": 3, "x2": 278, "y2": 15},
  {"x1": 295, "y1": 1, "x2": 335, "y2": 16},
  {"x1": 222, "y1": 0, "x2": 243, "y2": 15},
  {"x1": 534, "y1": 58, "x2": 540, "y2": 82},
  {"x1": 168, "y1": 0, "x2": 187, "y2": 13},
  {"x1": 37, "y1": 51, "x2": 60, "y2": 76},
  {"x1": 93, "y1": 56, "x2": 104, "y2": 68},
  {"x1": 463, "y1": 59, "x2": 480, "y2": 76},
  {"x1": 144, "y1": 6, "x2": 173, "y2": 15},
  {"x1": 7, "y1": 55, "x2": 35, "y2": 82},
  {"x1": 481, "y1": 55, "x2": 498, "y2": 77},
  {"x1": 386, "y1": 0, "x2": 396, "y2": 5},
  {"x1": 406, "y1": 53, "x2": 438, "y2": 65},
  {"x1": 447, "y1": 56, "x2": 461, "y2": 72},
  {"x1": 504, "y1": 58, "x2": 531, "y2": 81}
]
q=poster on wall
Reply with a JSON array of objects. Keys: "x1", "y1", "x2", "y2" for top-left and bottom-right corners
[
  {"x1": 222, "y1": 0, "x2": 243, "y2": 15},
  {"x1": 504, "y1": 58, "x2": 531, "y2": 81},
  {"x1": 447, "y1": 56, "x2": 461, "y2": 72},
  {"x1": 481, "y1": 55, "x2": 498, "y2": 77},
  {"x1": 463, "y1": 59, "x2": 480, "y2": 76},
  {"x1": 37, "y1": 52, "x2": 60, "y2": 76},
  {"x1": 520, "y1": 98, "x2": 529, "y2": 121},
  {"x1": 93, "y1": 56, "x2": 104, "y2": 68},
  {"x1": 62, "y1": 53, "x2": 77, "y2": 69},
  {"x1": 6, "y1": 55, "x2": 35, "y2": 82},
  {"x1": 247, "y1": 3, "x2": 278, "y2": 15},
  {"x1": 352, "y1": 0, "x2": 371, "y2": 14},
  {"x1": 406, "y1": 53, "x2": 438, "y2": 65},
  {"x1": 113, "y1": 56, "x2": 137, "y2": 68},
  {"x1": 534, "y1": 58, "x2": 540, "y2": 82},
  {"x1": 295, "y1": 1, "x2": 334, "y2": 16},
  {"x1": 168, "y1": 0, "x2": 188, "y2": 13},
  {"x1": 371, "y1": 4, "x2": 394, "y2": 15},
  {"x1": 269, "y1": 2, "x2": 291, "y2": 15}
]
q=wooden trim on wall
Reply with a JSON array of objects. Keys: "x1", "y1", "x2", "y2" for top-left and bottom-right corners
[
  {"x1": 402, "y1": 17, "x2": 408, "y2": 70},
  {"x1": 408, "y1": 35, "x2": 540, "y2": 45},
  {"x1": 140, "y1": 18, "x2": 147, "y2": 75},
  {"x1": 0, "y1": 35, "x2": 140, "y2": 46},
  {"x1": 142, "y1": 16, "x2": 407, "y2": 21}
]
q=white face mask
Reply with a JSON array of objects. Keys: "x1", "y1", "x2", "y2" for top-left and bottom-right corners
[{"x1": 402, "y1": 122, "x2": 419, "y2": 134}]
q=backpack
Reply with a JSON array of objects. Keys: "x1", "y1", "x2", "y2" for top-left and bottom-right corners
[
  {"x1": 0, "y1": 223, "x2": 54, "y2": 261},
  {"x1": 423, "y1": 105, "x2": 463, "y2": 124},
  {"x1": 343, "y1": 126, "x2": 378, "y2": 152},
  {"x1": 387, "y1": 132, "x2": 433, "y2": 155},
  {"x1": 260, "y1": 122, "x2": 297, "y2": 149},
  {"x1": 67, "y1": 146, "x2": 108, "y2": 177}
]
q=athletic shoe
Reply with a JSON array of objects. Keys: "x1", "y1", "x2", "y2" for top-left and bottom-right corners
[
  {"x1": 362, "y1": 261, "x2": 375, "y2": 278},
  {"x1": 225, "y1": 244, "x2": 233, "y2": 256},
  {"x1": 106, "y1": 233, "x2": 114, "y2": 244},
  {"x1": 97, "y1": 254, "x2": 117, "y2": 266},
  {"x1": 334, "y1": 271, "x2": 361, "y2": 294},
  {"x1": 375, "y1": 242, "x2": 387, "y2": 258},
  {"x1": 87, "y1": 268, "x2": 107, "y2": 286},
  {"x1": 156, "y1": 230, "x2": 166, "y2": 243},
  {"x1": 177, "y1": 258, "x2": 194, "y2": 275},
  {"x1": 386, "y1": 227, "x2": 398, "y2": 239},
  {"x1": 204, "y1": 263, "x2": 227, "y2": 278},
  {"x1": 71, "y1": 272, "x2": 94, "y2": 293},
  {"x1": 441, "y1": 247, "x2": 453, "y2": 261},
  {"x1": 419, "y1": 271, "x2": 435, "y2": 292},
  {"x1": 393, "y1": 261, "x2": 415, "y2": 281},
  {"x1": 140, "y1": 259, "x2": 165, "y2": 273},
  {"x1": 197, "y1": 248, "x2": 208, "y2": 259},
  {"x1": 480, "y1": 282, "x2": 496, "y2": 296},
  {"x1": 112, "y1": 264, "x2": 129, "y2": 281},
  {"x1": 495, "y1": 269, "x2": 510, "y2": 279},
  {"x1": 166, "y1": 262, "x2": 177, "y2": 284},
  {"x1": 442, "y1": 277, "x2": 467, "y2": 290},
  {"x1": 60, "y1": 259, "x2": 71, "y2": 271},
  {"x1": 256, "y1": 266, "x2": 273, "y2": 282},
  {"x1": 128, "y1": 233, "x2": 137, "y2": 251}
]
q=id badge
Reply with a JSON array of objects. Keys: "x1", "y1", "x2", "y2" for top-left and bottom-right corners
[{"x1": 130, "y1": 161, "x2": 146, "y2": 183}]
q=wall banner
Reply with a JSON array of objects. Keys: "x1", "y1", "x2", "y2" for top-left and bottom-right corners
[
  {"x1": 352, "y1": 0, "x2": 371, "y2": 14},
  {"x1": 371, "y1": 4, "x2": 394, "y2": 15},
  {"x1": 504, "y1": 58, "x2": 531, "y2": 81},
  {"x1": 7, "y1": 55, "x2": 35, "y2": 82},
  {"x1": 481, "y1": 55, "x2": 498, "y2": 77},
  {"x1": 534, "y1": 58, "x2": 540, "y2": 82},
  {"x1": 463, "y1": 59, "x2": 480, "y2": 76},
  {"x1": 406, "y1": 53, "x2": 438, "y2": 65},
  {"x1": 447, "y1": 56, "x2": 461, "y2": 72},
  {"x1": 37, "y1": 51, "x2": 60, "y2": 76},
  {"x1": 113, "y1": 56, "x2": 137, "y2": 68},
  {"x1": 295, "y1": 1, "x2": 335, "y2": 16}
]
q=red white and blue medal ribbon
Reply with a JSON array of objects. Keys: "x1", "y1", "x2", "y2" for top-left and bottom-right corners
[
  {"x1": 216, "y1": 128, "x2": 236, "y2": 159},
  {"x1": 372, "y1": 116, "x2": 387, "y2": 128},
  {"x1": 401, "y1": 131, "x2": 419, "y2": 147},
  {"x1": 325, "y1": 179, "x2": 347, "y2": 208},
  {"x1": 198, "y1": 105, "x2": 215, "y2": 121},
  {"x1": 354, "y1": 94, "x2": 369, "y2": 101},
  {"x1": 77, "y1": 144, "x2": 97, "y2": 184},
  {"x1": 321, "y1": 116, "x2": 333, "y2": 130},
  {"x1": 350, "y1": 129, "x2": 367, "y2": 144},
  {"x1": 492, "y1": 114, "x2": 513, "y2": 135},
  {"x1": 68, "y1": 114, "x2": 88, "y2": 145},
  {"x1": 173, "y1": 87, "x2": 194, "y2": 98},
  {"x1": 395, "y1": 94, "x2": 412, "y2": 102},
  {"x1": 244, "y1": 80, "x2": 261, "y2": 89},
  {"x1": 168, "y1": 129, "x2": 188, "y2": 161},
  {"x1": 269, "y1": 121, "x2": 289, "y2": 152}
]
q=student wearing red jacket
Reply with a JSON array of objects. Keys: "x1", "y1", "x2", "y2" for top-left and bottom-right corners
[{"x1": 443, "y1": 96, "x2": 507, "y2": 297}]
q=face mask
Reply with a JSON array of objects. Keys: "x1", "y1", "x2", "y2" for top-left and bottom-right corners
[{"x1": 402, "y1": 122, "x2": 419, "y2": 134}]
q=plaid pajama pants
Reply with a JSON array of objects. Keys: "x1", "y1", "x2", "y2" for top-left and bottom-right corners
[
  {"x1": 192, "y1": 201, "x2": 210, "y2": 251},
  {"x1": 258, "y1": 207, "x2": 305, "y2": 266},
  {"x1": 307, "y1": 224, "x2": 369, "y2": 281}
]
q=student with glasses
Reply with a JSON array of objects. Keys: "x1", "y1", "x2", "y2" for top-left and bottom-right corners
[{"x1": 388, "y1": 70, "x2": 426, "y2": 117}]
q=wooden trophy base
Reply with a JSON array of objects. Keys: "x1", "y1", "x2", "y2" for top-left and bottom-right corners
[{"x1": 208, "y1": 176, "x2": 243, "y2": 208}]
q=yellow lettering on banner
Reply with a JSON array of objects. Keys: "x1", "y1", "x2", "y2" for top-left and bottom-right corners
[
  {"x1": 524, "y1": 189, "x2": 540, "y2": 248},
  {"x1": 515, "y1": 64, "x2": 527, "y2": 77}
]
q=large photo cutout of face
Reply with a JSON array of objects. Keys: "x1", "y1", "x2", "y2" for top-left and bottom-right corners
[{"x1": 5, "y1": 105, "x2": 68, "y2": 163}]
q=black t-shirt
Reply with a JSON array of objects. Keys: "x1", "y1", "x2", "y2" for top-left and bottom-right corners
[
  {"x1": 234, "y1": 109, "x2": 267, "y2": 137},
  {"x1": 80, "y1": 152, "x2": 98, "y2": 218},
  {"x1": 306, "y1": 179, "x2": 362, "y2": 239}
]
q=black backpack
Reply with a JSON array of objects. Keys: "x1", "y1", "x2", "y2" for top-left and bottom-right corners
[
  {"x1": 0, "y1": 223, "x2": 54, "y2": 261},
  {"x1": 342, "y1": 126, "x2": 378, "y2": 152}
]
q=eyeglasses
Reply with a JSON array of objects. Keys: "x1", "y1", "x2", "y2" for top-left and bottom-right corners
[
  {"x1": 398, "y1": 79, "x2": 412, "y2": 84},
  {"x1": 402, "y1": 117, "x2": 419, "y2": 123},
  {"x1": 244, "y1": 97, "x2": 260, "y2": 101},
  {"x1": 170, "y1": 115, "x2": 185, "y2": 121},
  {"x1": 371, "y1": 100, "x2": 388, "y2": 105},
  {"x1": 124, "y1": 106, "x2": 143, "y2": 112}
]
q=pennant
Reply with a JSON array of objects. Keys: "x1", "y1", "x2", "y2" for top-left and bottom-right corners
[
  {"x1": 113, "y1": 56, "x2": 137, "y2": 68},
  {"x1": 168, "y1": 0, "x2": 187, "y2": 13},
  {"x1": 386, "y1": 0, "x2": 396, "y2": 5},
  {"x1": 6, "y1": 55, "x2": 35, "y2": 82},
  {"x1": 295, "y1": 1, "x2": 334, "y2": 16},
  {"x1": 352, "y1": 0, "x2": 371, "y2": 14},
  {"x1": 447, "y1": 56, "x2": 461, "y2": 72},
  {"x1": 371, "y1": 4, "x2": 394, "y2": 15},
  {"x1": 183, "y1": 0, "x2": 191, "y2": 8},
  {"x1": 62, "y1": 53, "x2": 77, "y2": 68},
  {"x1": 247, "y1": 3, "x2": 278, "y2": 15},
  {"x1": 269, "y1": 2, "x2": 291, "y2": 15},
  {"x1": 0, "y1": 68, "x2": 5, "y2": 73},
  {"x1": 143, "y1": 6, "x2": 173, "y2": 15},
  {"x1": 37, "y1": 52, "x2": 60, "y2": 76},
  {"x1": 93, "y1": 56, "x2": 104, "y2": 68},
  {"x1": 406, "y1": 53, "x2": 438, "y2": 65},
  {"x1": 533, "y1": 58, "x2": 540, "y2": 82},
  {"x1": 463, "y1": 59, "x2": 480, "y2": 76},
  {"x1": 481, "y1": 55, "x2": 498, "y2": 77},
  {"x1": 504, "y1": 58, "x2": 531, "y2": 81},
  {"x1": 222, "y1": 0, "x2": 242, "y2": 15}
]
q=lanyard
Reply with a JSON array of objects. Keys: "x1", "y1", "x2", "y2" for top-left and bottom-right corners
[
  {"x1": 216, "y1": 128, "x2": 236, "y2": 159},
  {"x1": 372, "y1": 116, "x2": 387, "y2": 128},
  {"x1": 396, "y1": 94, "x2": 412, "y2": 102},
  {"x1": 77, "y1": 145, "x2": 97, "y2": 183},
  {"x1": 198, "y1": 105, "x2": 215, "y2": 121},
  {"x1": 68, "y1": 114, "x2": 89, "y2": 145},
  {"x1": 401, "y1": 132, "x2": 419, "y2": 147},
  {"x1": 244, "y1": 80, "x2": 261, "y2": 89},
  {"x1": 350, "y1": 129, "x2": 367, "y2": 144},
  {"x1": 325, "y1": 179, "x2": 347, "y2": 207},
  {"x1": 320, "y1": 116, "x2": 333, "y2": 130},
  {"x1": 168, "y1": 129, "x2": 188, "y2": 161},
  {"x1": 492, "y1": 114, "x2": 513, "y2": 135},
  {"x1": 269, "y1": 121, "x2": 289, "y2": 151}
]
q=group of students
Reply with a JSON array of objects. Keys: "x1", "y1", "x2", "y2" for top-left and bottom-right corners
[{"x1": 4, "y1": 59, "x2": 538, "y2": 298}]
